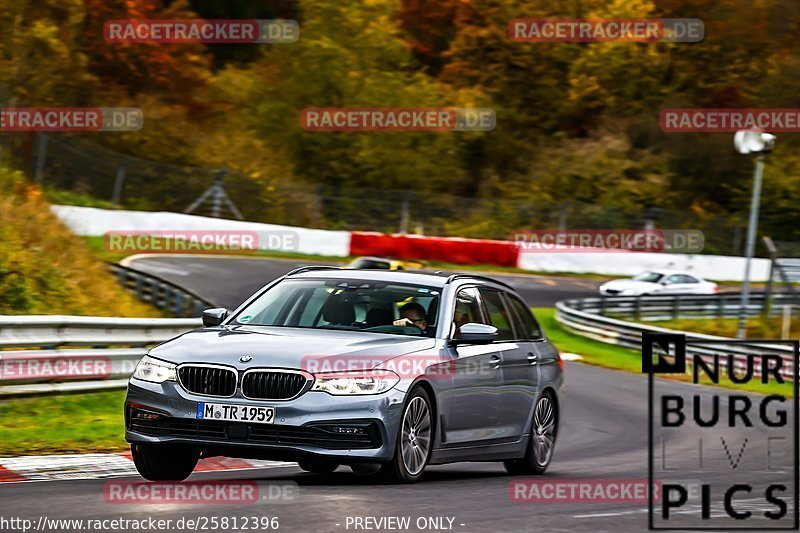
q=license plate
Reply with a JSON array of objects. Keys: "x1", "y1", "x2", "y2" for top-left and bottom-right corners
[{"x1": 196, "y1": 402, "x2": 275, "y2": 424}]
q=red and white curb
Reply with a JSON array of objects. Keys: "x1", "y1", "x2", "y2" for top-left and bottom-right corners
[{"x1": 0, "y1": 452, "x2": 294, "y2": 484}]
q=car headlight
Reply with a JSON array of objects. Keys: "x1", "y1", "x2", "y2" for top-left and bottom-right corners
[
  {"x1": 311, "y1": 370, "x2": 400, "y2": 395},
  {"x1": 132, "y1": 355, "x2": 177, "y2": 383}
]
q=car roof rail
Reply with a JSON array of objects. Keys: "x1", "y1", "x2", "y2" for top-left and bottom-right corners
[
  {"x1": 285, "y1": 265, "x2": 341, "y2": 277},
  {"x1": 444, "y1": 273, "x2": 514, "y2": 290}
]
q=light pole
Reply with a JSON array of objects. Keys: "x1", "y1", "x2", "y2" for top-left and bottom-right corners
[{"x1": 734, "y1": 130, "x2": 776, "y2": 339}]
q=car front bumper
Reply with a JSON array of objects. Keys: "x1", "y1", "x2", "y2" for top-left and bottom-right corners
[{"x1": 125, "y1": 378, "x2": 407, "y2": 462}]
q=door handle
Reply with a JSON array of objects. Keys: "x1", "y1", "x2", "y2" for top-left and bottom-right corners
[
  {"x1": 489, "y1": 355, "x2": 502, "y2": 369},
  {"x1": 527, "y1": 352, "x2": 539, "y2": 365}
]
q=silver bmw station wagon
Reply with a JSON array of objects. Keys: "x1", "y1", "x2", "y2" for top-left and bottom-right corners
[{"x1": 125, "y1": 267, "x2": 564, "y2": 483}]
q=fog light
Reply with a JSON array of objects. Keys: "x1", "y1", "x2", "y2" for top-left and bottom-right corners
[
  {"x1": 132, "y1": 409, "x2": 162, "y2": 421},
  {"x1": 331, "y1": 426, "x2": 365, "y2": 434}
]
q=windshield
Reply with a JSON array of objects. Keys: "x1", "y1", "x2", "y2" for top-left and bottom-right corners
[
  {"x1": 632, "y1": 272, "x2": 664, "y2": 283},
  {"x1": 232, "y1": 278, "x2": 439, "y2": 336}
]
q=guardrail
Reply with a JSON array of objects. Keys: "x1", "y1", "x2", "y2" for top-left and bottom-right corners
[
  {"x1": 573, "y1": 292, "x2": 798, "y2": 321},
  {"x1": 556, "y1": 298, "x2": 796, "y2": 378},
  {"x1": 0, "y1": 316, "x2": 201, "y2": 396},
  {"x1": 109, "y1": 263, "x2": 214, "y2": 318}
]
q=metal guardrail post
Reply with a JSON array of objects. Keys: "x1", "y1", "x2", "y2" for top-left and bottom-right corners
[
  {"x1": 634, "y1": 296, "x2": 642, "y2": 321},
  {"x1": 134, "y1": 274, "x2": 143, "y2": 299},
  {"x1": 174, "y1": 289, "x2": 184, "y2": 317}
]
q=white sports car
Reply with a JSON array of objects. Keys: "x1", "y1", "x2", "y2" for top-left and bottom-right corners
[{"x1": 598, "y1": 270, "x2": 718, "y2": 296}]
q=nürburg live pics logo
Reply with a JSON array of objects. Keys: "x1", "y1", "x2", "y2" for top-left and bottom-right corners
[{"x1": 644, "y1": 332, "x2": 799, "y2": 530}]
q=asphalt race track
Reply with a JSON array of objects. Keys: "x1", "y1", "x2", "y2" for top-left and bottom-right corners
[
  {"x1": 1, "y1": 256, "x2": 786, "y2": 532},
  {"x1": 123, "y1": 255, "x2": 600, "y2": 309}
]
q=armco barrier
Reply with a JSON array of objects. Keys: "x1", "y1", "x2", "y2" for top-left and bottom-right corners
[
  {"x1": 568, "y1": 292, "x2": 797, "y2": 321},
  {"x1": 0, "y1": 316, "x2": 201, "y2": 396},
  {"x1": 555, "y1": 298, "x2": 796, "y2": 377},
  {"x1": 110, "y1": 263, "x2": 213, "y2": 317}
]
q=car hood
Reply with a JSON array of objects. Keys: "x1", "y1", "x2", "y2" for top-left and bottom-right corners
[
  {"x1": 602, "y1": 279, "x2": 660, "y2": 291},
  {"x1": 148, "y1": 325, "x2": 438, "y2": 371}
]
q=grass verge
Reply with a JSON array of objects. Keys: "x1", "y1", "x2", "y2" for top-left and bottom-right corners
[{"x1": 0, "y1": 390, "x2": 127, "y2": 456}]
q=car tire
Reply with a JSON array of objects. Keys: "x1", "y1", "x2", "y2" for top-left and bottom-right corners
[
  {"x1": 381, "y1": 387, "x2": 434, "y2": 483},
  {"x1": 504, "y1": 391, "x2": 558, "y2": 476},
  {"x1": 131, "y1": 444, "x2": 198, "y2": 481},
  {"x1": 298, "y1": 460, "x2": 339, "y2": 474}
]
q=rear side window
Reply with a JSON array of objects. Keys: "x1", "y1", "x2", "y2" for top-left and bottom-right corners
[
  {"x1": 505, "y1": 294, "x2": 543, "y2": 340},
  {"x1": 478, "y1": 289, "x2": 514, "y2": 341}
]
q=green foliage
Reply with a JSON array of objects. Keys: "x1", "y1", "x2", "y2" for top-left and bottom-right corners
[
  {"x1": 3, "y1": 0, "x2": 800, "y2": 245},
  {"x1": 0, "y1": 165, "x2": 160, "y2": 316}
]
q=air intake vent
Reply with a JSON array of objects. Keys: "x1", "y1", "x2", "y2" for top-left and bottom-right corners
[
  {"x1": 177, "y1": 365, "x2": 237, "y2": 397},
  {"x1": 242, "y1": 371, "x2": 308, "y2": 400}
]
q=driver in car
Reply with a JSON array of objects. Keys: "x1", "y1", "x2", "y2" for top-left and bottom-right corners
[{"x1": 392, "y1": 302, "x2": 428, "y2": 334}]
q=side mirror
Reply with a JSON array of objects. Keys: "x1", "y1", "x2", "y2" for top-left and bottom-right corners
[
  {"x1": 202, "y1": 308, "x2": 228, "y2": 327},
  {"x1": 449, "y1": 323, "x2": 497, "y2": 346}
]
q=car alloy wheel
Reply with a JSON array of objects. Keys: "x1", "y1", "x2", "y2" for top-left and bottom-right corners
[
  {"x1": 401, "y1": 395, "x2": 432, "y2": 476},
  {"x1": 532, "y1": 395, "x2": 556, "y2": 467}
]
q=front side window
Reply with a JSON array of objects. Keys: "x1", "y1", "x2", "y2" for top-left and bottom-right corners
[
  {"x1": 452, "y1": 287, "x2": 485, "y2": 338},
  {"x1": 232, "y1": 278, "x2": 439, "y2": 336},
  {"x1": 478, "y1": 288, "x2": 514, "y2": 341}
]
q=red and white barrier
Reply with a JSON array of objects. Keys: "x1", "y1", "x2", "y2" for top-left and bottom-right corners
[
  {"x1": 350, "y1": 232, "x2": 519, "y2": 267},
  {"x1": 51, "y1": 206, "x2": 770, "y2": 281}
]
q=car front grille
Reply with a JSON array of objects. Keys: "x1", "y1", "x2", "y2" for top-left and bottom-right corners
[
  {"x1": 177, "y1": 365, "x2": 237, "y2": 397},
  {"x1": 242, "y1": 371, "x2": 309, "y2": 400}
]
